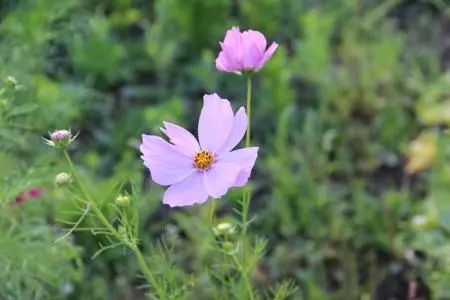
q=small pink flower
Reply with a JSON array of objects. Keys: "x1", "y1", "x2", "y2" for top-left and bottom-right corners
[
  {"x1": 27, "y1": 187, "x2": 43, "y2": 198},
  {"x1": 140, "y1": 94, "x2": 258, "y2": 207},
  {"x1": 216, "y1": 27, "x2": 278, "y2": 74},
  {"x1": 15, "y1": 192, "x2": 28, "y2": 204},
  {"x1": 15, "y1": 187, "x2": 43, "y2": 204}
]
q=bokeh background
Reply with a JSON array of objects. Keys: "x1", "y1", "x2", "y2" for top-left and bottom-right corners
[{"x1": 1, "y1": 0, "x2": 450, "y2": 299}]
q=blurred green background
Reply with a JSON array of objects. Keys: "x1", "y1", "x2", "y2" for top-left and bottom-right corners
[{"x1": 1, "y1": 0, "x2": 450, "y2": 299}]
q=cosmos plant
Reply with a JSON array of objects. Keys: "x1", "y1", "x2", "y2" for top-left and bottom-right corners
[{"x1": 47, "y1": 27, "x2": 279, "y2": 298}]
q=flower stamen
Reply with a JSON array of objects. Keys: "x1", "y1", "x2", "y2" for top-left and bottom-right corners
[{"x1": 194, "y1": 150, "x2": 214, "y2": 170}]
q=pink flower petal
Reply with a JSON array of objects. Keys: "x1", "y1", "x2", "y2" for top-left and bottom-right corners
[
  {"x1": 222, "y1": 27, "x2": 242, "y2": 57},
  {"x1": 219, "y1": 27, "x2": 246, "y2": 72},
  {"x1": 223, "y1": 27, "x2": 242, "y2": 48},
  {"x1": 243, "y1": 42, "x2": 264, "y2": 70},
  {"x1": 242, "y1": 31, "x2": 265, "y2": 70},
  {"x1": 28, "y1": 187, "x2": 43, "y2": 198},
  {"x1": 161, "y1": 121, "x2": 200, "y2": 157},
  {"x1": 218, "y1": 107, "x2": 247, "y2": 154},
  {"x1": 203, "y1": 162, "x2": 242, "y2": 198},
  {"x1": 15, "y1": 192, "x2": 27, "y2": 204},
  {"x1": 163, "y1": 172, "x2": 209, "y2": 207},
  {"x1": 216, "y1": 51, "x2": 232, "y2": 72},
  {"x1": 247, "y1": 30, "x2": 267, "y2": 54},
  {"x1": 198, "y1": 94, "x2": 234, "y2": 153},
  {"x1": 217, "y1": 147, "x2": 258, "y2": 186},
  {"x1": 216, "y1": 50, "x2": 236, "y2": 72},
  {"x1": 257, "y1": 42, "x2": 278, "y2": 70},
  {"x1": 140, "y1": 135, "x2": 195, "y2": 186}
]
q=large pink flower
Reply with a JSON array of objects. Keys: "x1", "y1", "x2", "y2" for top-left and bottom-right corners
[
  {"x1": 140, "y1": 94, "x2": 258, "y2": 207},
  {"x1": 216, "y1": 27, "x2": 278, "y2": 74}
]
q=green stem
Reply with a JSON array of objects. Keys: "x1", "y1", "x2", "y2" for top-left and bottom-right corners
[
  {"x1": 240, "y1": 75, "x2": 254, "y2": 300},
  {"x1": 209, "y1": 199, "x2": 216, "y2": 226},
  {"x1": 242, "y1": 75, "x2": 253, "y2": 235},
  {"x1": 244, "y1": 275, "x2": 254, "y2": 300},
  {"x1": 132, "y1": 245, "x2": 163, "y2": 296},
  {"x1": 245, "y1": 75, "x2": 252, "y2": 147},
  {"x1": 63, "y1": 150, "x2": 92, "y2": 203},
  {"x1": 63, "y1": 150, "x2": 164, "y2": 298}
]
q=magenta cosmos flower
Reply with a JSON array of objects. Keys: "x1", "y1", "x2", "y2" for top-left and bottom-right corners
[
  {"x1": 15, "y1": 187, "x2": 43, "y2": 204},
  {"x1": 140, "y1": 94, "x2": 258, "y2": 207},
  {"x1": 216, "y1": 27, "x2": 278, "y2": 74}
]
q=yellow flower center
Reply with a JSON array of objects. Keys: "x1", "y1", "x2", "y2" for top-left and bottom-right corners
[{"x1": 194, "y1": 150, "x2": 215, "y2": 170}]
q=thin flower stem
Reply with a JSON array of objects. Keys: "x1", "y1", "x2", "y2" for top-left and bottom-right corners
[
  {"x1": 55, "y1": 203, "x2": 90, "y2": 243},
  {"x1": 244, "y1": 275, "x2": 254, "y2": 300},
  {"x1": 209, "y1": 199, "x2": 216, "y2": 226},
  {"x1": 62, "y1": 150, "x2": 164, "y2": 298},
  {"x1": 240, "y1": 74, "x2": 254, "y2": 300},
  {"x1": 131, "y1": 244, "x2": 163, "y2": 296},
  {"x1": 242, "y1": 75, "x2": 253, "y2": 236},
  {"x1": 245, "y1": 75, "x2": 252, "y2": 147}
]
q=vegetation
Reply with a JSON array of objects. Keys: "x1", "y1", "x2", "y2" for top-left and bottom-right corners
[{"x1": 1, "y1": 0, "x2": 450, "y2": 299}]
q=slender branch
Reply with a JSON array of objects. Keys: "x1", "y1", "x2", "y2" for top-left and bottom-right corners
[
  {"x1": 132, "y1": 245, "x2": 163, "y2": 297},
  {"x1": 55, "y1": 203, "x2": 91, "y2": 243},
  {"x1": 62, "y1": 149, "x2": 165, "y2": 298}
]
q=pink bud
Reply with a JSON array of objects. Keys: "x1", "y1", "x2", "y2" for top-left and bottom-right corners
[
  {"x1": 51, "y1": 130, "x2": 71, "y2": 143},
  {"x1": 44, "y1": 129, "x2": 77, "y2": 149}
]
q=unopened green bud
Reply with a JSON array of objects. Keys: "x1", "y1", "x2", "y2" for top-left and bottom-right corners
[
  {"x1": 222, "y1": 241, "x2": 235, "y2": 254},
  {"x1": 6, "y1": 76, "x2": 18, "y2": 88},
  {"x1": 115, "y1": 194, "x2": 131, "y2": 207},
  {"x1": 54, "y1": 172, "x2": 72, "y2": 187},
  {"x1": 412, "y1": 215, "x2": 438, "y2": 230},
  {"x1": 213, "y1": 222, "x2": 235, "y2": 236}
]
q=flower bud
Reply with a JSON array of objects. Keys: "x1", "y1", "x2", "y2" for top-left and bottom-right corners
[
  {"x1": 51, "y1": 130, "x2": 71, "y2": 145},
  {"x1": 411, "y1": 215, "x2": 438, "y2": 230},
  {"x1": 213, "y1": 222, "x2": 235, "y2": 236},
  {"x1": 115, "y1": 194, "x2": 131, "y2": 207},
  {"x1": 43, "y1": 129, "x2": 78, "y2": 149},
  {"x1": 221, "y1": 241, "x2": 235, "y2": 254},
  {"x1": 6, "y1": 76, "x2": 18, "y2": 88},
  {"x1": 54, "y1": 172, "x2": 71, "y2": 187}
]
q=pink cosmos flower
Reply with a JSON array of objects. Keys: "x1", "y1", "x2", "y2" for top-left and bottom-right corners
[
  {"x1": 15, "y1": 187, "x2": 43, "y2": 204},
  {"x1": 216, "y1": 27, "x2": 278, "y2": 74},
  {"x1": 140, "y1": 93, "x2": 258, "y2": 207}
]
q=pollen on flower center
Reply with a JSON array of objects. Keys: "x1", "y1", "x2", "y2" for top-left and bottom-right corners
[{"x1": 194, "y1": 150, "x2": 215, "y2": 170}]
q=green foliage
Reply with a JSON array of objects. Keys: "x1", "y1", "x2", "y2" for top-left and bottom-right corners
[
  {"x1": 0, "y1": 218, "x2": 82, "y2": 299},
  {"x1": 1, "y1": 0, "x2": 450, "y2": 299}
]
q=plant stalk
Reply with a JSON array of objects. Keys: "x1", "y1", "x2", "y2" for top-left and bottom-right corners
[
  {"x1": 241, "y1": 75, "x2": 254, "y2": 300},
  {"x1": 63, "y1": 150, "x2": 164, "y2": 298}
]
